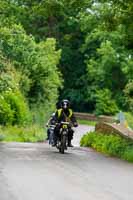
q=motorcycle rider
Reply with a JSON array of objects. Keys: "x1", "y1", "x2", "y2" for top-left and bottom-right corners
[
  {"x1": 53, "y1": 99, "x2": 78, "y2": 147},
  {"x1": 46, "y1": 112, "x2": 56, "y2": 140}
]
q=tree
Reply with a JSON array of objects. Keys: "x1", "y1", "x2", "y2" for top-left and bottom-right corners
[
  {"x1": 0, "y1": 24, "x2": 62, "y2": 124},
  {"x1": 79, "y1": 1, "x2": 133, "y2": 113},
  {"x1": 124, "y1": 81, "x2": 133, "y2": 113},
  {"x1": 3, "y1": 0, "x2": 90, "y2": 111},
  {"x1": 1, "y1": 0, "x2": 133, "y2": 115}
]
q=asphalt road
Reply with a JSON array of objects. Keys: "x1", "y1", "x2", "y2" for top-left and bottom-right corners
[{"x1": 0, "y1": 125, "x2": 133, "y2": 200}]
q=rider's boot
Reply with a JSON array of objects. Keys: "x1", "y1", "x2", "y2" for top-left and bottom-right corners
[
  {"x1": 68, "y1": 140, "x2": 74, "y2": 147},
  {"x1": 52, "y1": 143, "x2": 56, "y2": 147}
]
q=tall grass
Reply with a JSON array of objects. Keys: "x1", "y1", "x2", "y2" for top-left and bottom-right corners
[
  {"x1": 0, "y1": 105, "x2": 52, "y2": 142},
  {"x1": 80, "y1": 132, "x2": 133, "y2": 162},
  {"x1": 78, "y1": 119, "x2": 96, "y2": 126},
  {"x1": 0, "y1": 125, "x2": 46, "y2": 142}
]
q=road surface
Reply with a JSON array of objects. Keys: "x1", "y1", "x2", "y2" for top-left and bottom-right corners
[{"x1": 0, "y1": 125, "x2": 133, "y2": 200}]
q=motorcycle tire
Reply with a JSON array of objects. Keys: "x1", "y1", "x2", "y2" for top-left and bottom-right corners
[{"x1": 60, "y1": 134, "x2": 66, "y2": 154}]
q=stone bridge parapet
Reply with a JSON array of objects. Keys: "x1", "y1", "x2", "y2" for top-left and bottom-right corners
[{"x1": 95, "y1": 122, "x2": 133, "y2": 140}]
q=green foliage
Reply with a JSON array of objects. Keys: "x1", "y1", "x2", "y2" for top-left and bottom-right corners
[
  {"x1": 0, "y1": 95, "x2": 14, "y2": 125},
  {"x1": 4, "y1": 91, "x2": 31, "y2": 125},
  {"x1": 0, "y1": 0, "x2": 18, "y2": 26},
  {"x1": 0, "y1": 0, "x2": 133, "y2": 122},
  {"x1": 0, "y1": 51, "x2": 20, "y2": 93},
  {"x1": 78, "y1": 119, "x2": 96, "y2": 126},
  {"x1": 80, "y1": 132, "x2": 133, "y2": 162},
  {"x1": 0, "y1": 91, "x2": 30, "y2": 126},
  {"x1": 123, "y1": 148, "x2": 133, "y2": 162},
  {"x1": 124, "y1": 81, "x2": 133, "y2": 113},
  {"x1": 79, "y1": 1, "x2": 133, "y2": 112},
  {"x1": 0, "y1": 50, "x2": 31, "y2": 126},
  {"x1": 95, "y1": 89, "x2": 119, "y2": 116},
  {"x1": 0, "y1": 23, "x2": 62, "y2": 127},
  {"x1": 0, "y1": 25, "x2": 62, "y2": 105},
  {"x1": 124, "y1": 112, "x2": 133, "y2": 130},
  {"x1": 5, "y1": 0, "x2": 89, "y2": 112}
]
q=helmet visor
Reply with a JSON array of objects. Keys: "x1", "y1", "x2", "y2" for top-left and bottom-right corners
[{"x1": 62, "y1": 102, "x2": 68, "y2": 109}]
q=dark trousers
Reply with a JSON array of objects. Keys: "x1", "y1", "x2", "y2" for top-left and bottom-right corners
[
  {"x1": 68, "y1": 128, "x2": 74, "y2": 141},
  {"x1": 47, "y1": 129, "x2": 50, "y2": 139},
  {"x1": 54, "y1": 127, "x2": 74, "y2": 143}
]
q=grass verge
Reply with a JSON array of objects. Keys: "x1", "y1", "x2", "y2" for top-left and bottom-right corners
[
  {"x1": 78, "y1": 119, "x2": 96, "y2": 126},
  {"x1": 80, "y1": 131, "x2": 133, "y2": 162},
  {"x1": 0, "y1": 125, "x2": 46, "y2": 142}
]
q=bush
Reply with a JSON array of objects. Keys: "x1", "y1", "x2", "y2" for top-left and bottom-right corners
[
  {"x1": 0, "y1": 91, "x2": 31, "y2": 126},
  {"x1": 80, "y1": 132, "x2": 133, "y2": 162},
  {"x1": 95, "y1": 89, "x2": 119, "y2": 116},
  {"x1": 123, "y1": 148, "x2": 133, "y2": 162},
  {"x1": 124, "y1": 81, "x2": 133, "y2": 113},
  {"x1": 4, "y1": 91, "x2": 31, "y2": 125},
  {"x1": 0, "y1": 95, "x2": 14, "y2": 125}
]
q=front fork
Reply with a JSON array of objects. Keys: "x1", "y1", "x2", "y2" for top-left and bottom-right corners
[{"x1": 56, "y1": 129, "x2": 68, "y2": 149}]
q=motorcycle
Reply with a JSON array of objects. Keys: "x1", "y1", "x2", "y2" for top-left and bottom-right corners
[
  {"x1": 56, "y1": 121, "x2": 70, "y2": 154},
  {"x1": 48, "y1": 122, "x2": 73, "y2": 154},
  {"x1": 48, "y1": 125, "x2": 55, "y2": 145}
]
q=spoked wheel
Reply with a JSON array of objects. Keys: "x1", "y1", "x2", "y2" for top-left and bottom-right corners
[{"x1": 60, "y1": 135, "x2": 66, "y2": 154}]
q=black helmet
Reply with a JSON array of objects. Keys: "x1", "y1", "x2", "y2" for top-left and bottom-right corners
[
  {"x1": 56, "y1": 102, "x2": 61, "y2": 109},
  {"x1": 61, "y1": 99, "x2": 70, "y2": 109}
]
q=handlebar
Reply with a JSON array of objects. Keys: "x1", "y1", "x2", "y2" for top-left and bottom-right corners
[
  {"x1": 46, "y1": 121, "x2": 78, "y2": 128},
  {"x1": 60, "y1": 121, "x2": 73, "y2": 128},
  {"x1": 60, "y1": 122, "x2": 78, "y2": 127},
  {"x1": 60, "y1": 122, "x2": 70, "y2": 125},
  {"x1": 49, "y1": 125, "x2": 56, "y2": 127}
]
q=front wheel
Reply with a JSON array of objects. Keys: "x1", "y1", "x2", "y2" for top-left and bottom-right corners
[{"x1": 60, "y1": 134, "x2": 66, "y2": 154}]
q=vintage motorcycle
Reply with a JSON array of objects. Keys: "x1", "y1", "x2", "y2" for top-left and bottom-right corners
[
  {"x1": 56, "y1": 121, "x2": 70, "y2": 154},
  {"x1": 48, "y1": 122, "x2": 71, "y2": 154},
  {"x1": 48, "y1": 124, "x2": 55, "y2": 145}
]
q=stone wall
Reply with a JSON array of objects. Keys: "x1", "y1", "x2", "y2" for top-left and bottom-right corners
[
  {"x1": 95, "y1": 122, "x2": 133, "y2": 140},
  {"x1": 75, "y1": 112, "x2": 133, "y2": 140},
  {"x1": 74, "y1": 112, "x2": 115, "y2": 123}
]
